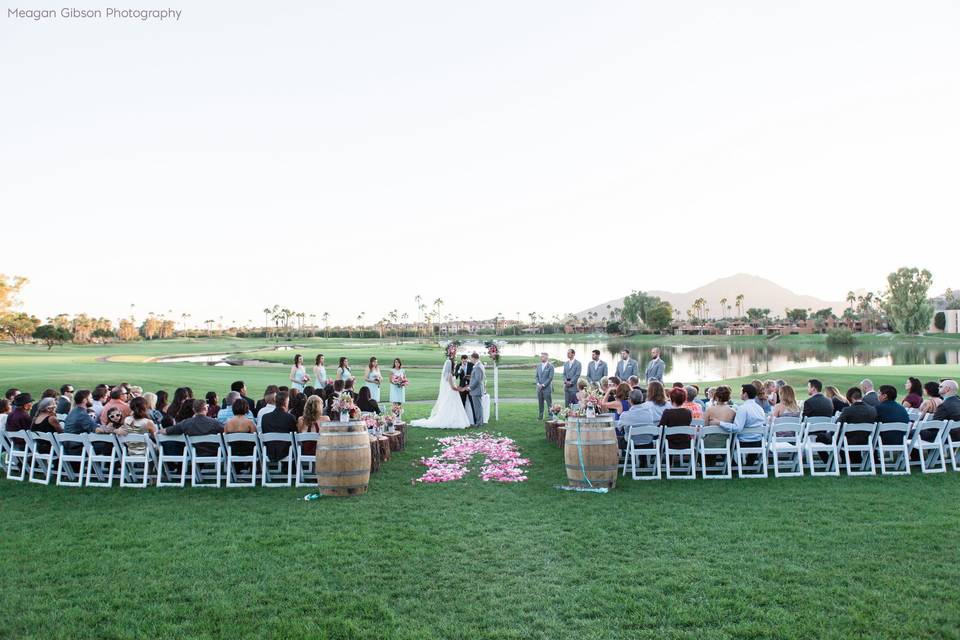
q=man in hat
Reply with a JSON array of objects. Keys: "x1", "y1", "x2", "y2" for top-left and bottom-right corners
[{"x1": 7, "y1": 393, "x2": 34, "y2": 431}]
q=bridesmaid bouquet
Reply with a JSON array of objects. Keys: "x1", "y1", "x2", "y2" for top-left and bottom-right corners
[{"x1": 391, "y1": 374, "x2": 409, "y2": 387}]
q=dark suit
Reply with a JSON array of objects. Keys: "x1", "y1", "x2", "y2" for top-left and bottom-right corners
[
  {"x1": 164, "y1": 415, "x2": 223, "y2": 456},
  {"x1": 260, "y1": 409, "x2": 297, "y2": 460},
  {"x1": 933, "y1": 395, "x2": 960, "y2": 438},
  {"x1": 862, "y1": 391, "x2": 880, "y2": 407},
  {"x1": 838, "y1": 401, "x2": 878, "y2": 455},
  {"x1": 802, "y1": 393, "x2": 834, "y2": 419},
  {"x1": 455, "y1": 361, "x2": 473, "y2": 407}
]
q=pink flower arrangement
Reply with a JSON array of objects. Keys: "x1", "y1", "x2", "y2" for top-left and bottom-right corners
[
  {"x1": 391, "y1": 374, "x2": 409, "y2": 387},
  {"x1": 415, "y1": 432, "x2": 530, "y2": 484}
]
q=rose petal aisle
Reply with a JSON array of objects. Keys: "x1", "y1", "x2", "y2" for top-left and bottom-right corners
[{"x1": 415, "y1": 432, "x2": 530, "y2": 484}]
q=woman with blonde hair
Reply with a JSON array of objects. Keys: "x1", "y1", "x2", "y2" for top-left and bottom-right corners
[
  {"x1": 297, "y1": 395, "x2": 330, "y2": 457},
  {"x1": 752, "y1": 379, "x2": 770, "y2": 414},
  {"x1": 771, "y1": 385, "x2": 801, "y2": 419},
  {"x1": 575, "y1": 377, "x2": 589, "y2": 405}
]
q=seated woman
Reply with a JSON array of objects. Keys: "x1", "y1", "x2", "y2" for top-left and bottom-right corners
[
  {"x1": 902, "y1": 377, "x2": 923, "y2": 410},
  {"x1": 603, "y1": 377, "x2": 622, "y2": 403},
  {"x1": 297, "y1": 396, "x2": 330, "y2": 456},
  {"x1": 204, "y1": 391, "x2": 220, "y2": 418},
  {"x1": 356, "y1": 386, "x2": 381, "y2": 415},
  {"x1": 224, "y1": 398, "x2": 257, "y2": 457},
  {"x1": 122, "y1": 397, "x2": 158, "y2": 456},
  {"x1": 660, "y1": 387, "x2": 693, "y2": 448},
  {"x1": 634, "y1": 380, "x2": 668, "y2": 425},
  {"x1": 918, "y1": 381, "x2": 942, "y2": 419},
  {"x1": 770, "y1": 384, "x2": 801, "y2": 419},
  {"x1": 703, "y1": 385, "x2": 736, "y2": 449},
  {"x1": 681, "y1": 386, "x2": 703, "y2": 420},
  {"x1": 825, "y1": 386, "x2": 849, "y2": 413},
  {"x1": 601, "y1": 382, "x2": 631, "y2": 421},
  {"x1": 752, "y1": 379, "x2": 771, "y2": 414},
  {"x1": 574, "y1": 378, "x2": 589, "y2": 406},
  {"x1": 30, "y1": 397, "x2": 63, "y2": 453}
]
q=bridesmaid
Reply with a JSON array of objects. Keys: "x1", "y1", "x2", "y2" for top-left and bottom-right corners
[
  {"x1": 389, "y1": 358, "x2": 406, "y2": 412},
  {"x1": 289, "y1": 354, "x2": 309, "y2": 391},
  {"x1": 337, "y1": 357, "x2": 353, "y2": 382},
  {"x1": 313, "y1": 354, "x2": 327, "y2": 388},
  {"x1": 364, "y1": 357, "x2": 382, "y2": 402}
]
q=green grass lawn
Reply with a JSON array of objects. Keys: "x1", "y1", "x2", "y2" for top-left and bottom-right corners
[{"x1": 1, "y1": 403, "x2": 958, "y2": 639}]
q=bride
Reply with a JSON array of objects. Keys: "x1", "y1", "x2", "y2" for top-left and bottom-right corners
[{"x1": 411, "y1": 352, "x2": 471, "y2": 429}]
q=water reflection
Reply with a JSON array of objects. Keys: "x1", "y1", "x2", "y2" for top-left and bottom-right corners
[{"x1": 497, "y1": 340, "x2": 960, "y2": 382}]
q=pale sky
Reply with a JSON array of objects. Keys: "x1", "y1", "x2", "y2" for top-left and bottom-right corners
[{"x1": 2, "y1": 1, "x2": 958, "y2": 327}]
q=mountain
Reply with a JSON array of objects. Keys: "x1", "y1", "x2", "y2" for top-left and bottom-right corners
[{"x1": 576, "y1": 274, "x2": 848, "y2": 320}]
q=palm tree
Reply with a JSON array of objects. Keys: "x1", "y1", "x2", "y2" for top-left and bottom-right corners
[
  {"x1": 735, "y1": 294, "x2": 744, "y2": 319},
  {"x1": 719, "y1": 297, "x2": 728, "y2": 319},
  {"x1": 846, "y1": 291, "x2": 856, "y2": 312},
  {"x1": 262, "y1": 308, "x2": 271, "y2": 338},
  {"x1": 322, "y1": 312, "x2": 330, "y2": 337},
  {"x1": 433, "y1": 298, "x2": 443, "y2": 323}
]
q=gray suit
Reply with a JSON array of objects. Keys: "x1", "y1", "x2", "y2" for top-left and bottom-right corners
[
  {"x1": 563, "y1": 359, "x2": 582, "y2": 406},
  {"x1": 587, "y1": 360, "x2": 607, "y2": 386},
  {"x1": 468, "y1": 362, "x2": 485, "y2": 426},
  {"x1": 644, "y1": 357, "x2": 665, "y2": 383},
  {"x1": 535, "y1": 362, "x2": 554, "y2": 419},
  {"x1": 616, "y1": 358, "x2": 639, "y2": 381}
]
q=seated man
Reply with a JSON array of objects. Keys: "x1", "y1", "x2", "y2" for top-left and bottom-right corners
[
  {"x1": 617, "y1": 388, "x2": 652, "y2": 450},
  {"x1": 838, "y1": 387, "x2": 878, "y2": 458},
  {"x1": 801, "y1": 379, "x2": 834, "y2": 419},
  {"x1": 874, "y1": 385, "x2": 910, "y2": 445},
  {"x1": 161, "y1": 399, "x2": 223, "y2": 456},
  {"x1": 933, "y1": 380, "x2": 960, "y2": 439},
  {"x1": 720, "y1": 384, "x2": 767, "y2": 462},
  {"x1": 216, "y1": 391, "x2": 254, "y2": 424},
  {"x1": 260, "y1": 391, "x2": 297, "y2": 461}
]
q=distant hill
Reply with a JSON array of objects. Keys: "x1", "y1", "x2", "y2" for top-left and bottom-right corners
[{"x1": 577, "y1": 274, "x2": 848, "y2": 320}]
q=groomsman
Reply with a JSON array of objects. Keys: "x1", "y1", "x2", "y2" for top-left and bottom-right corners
[
  {"x1": 615, "y1": 349, "x2": 639, "y2": 381},
  {"x1": 535, "y1": 352, "x2": 554, "y2": 420},
  {"x1": 563, "y1": 349, "x2": 582, "y2": 407},
  {"x1": 644, "y1": 347, "x2": 665, "y2": 383},
  {"x1": 586, "y1": 350, "x2": 607, "y2": 386}
]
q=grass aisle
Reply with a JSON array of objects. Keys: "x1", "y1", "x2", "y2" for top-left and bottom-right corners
[{"x1": 0, "y1": 404, "x2": 958, "y2": 639}]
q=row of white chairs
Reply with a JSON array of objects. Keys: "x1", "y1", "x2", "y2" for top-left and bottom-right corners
[
  {"x1": 0, "y1": 430, "x2": 326, "y2": 488},
  {"x1": 622, "y1": 417, "x2": 960, "y2": 480}
]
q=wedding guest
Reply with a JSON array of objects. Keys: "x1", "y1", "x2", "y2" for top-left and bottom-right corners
[
  {"x1": 859, "y1": 379, "x2": 880, "y2": 407},
  {"x1": 628, "y1": 376, "x2": 641, "y2": 391},
  {"x1": 575, "y1": 378, "x2": 589, "y2": 405},
  {"x1": 825, "y1": 386, "x2": 849, "y2": 413},
  {"x1": 838, "y1": 387, "x2": 878, "y2": 426},
  {"x1": 770, "y1": 385, "x2": 801, "y2": 419},
  {"x1": 122, "y1": 397, "x2": 158, "y2": 455},
  {"x1": 167, "y1": 387, "x2": 191, "y2": 422},
  {"x1": 902, "y1": 377, "x2": 923, "y2": 409},
  {"x1": 154, "y1": 390, "x2": 175, "y2": 428},
  {"x1": 254, "y1": 385, "x2": 279, "y2": 417},
  {"x1": 617, "y1": 388, "x2": 650, "y2": 449},
  {"x1": 644, "y1": 347, "x2": 665, "y2": 383},
  {"x1": 217, "y1": 392, "x2": 242, "y2": 423},
  {"x1": 31, "y1": 388, "x2": 57, "y2": 418},
  {"x1": 99, "y1": 387, "x2": 131, "y2": 425},
  {"x1": 204, "y1": 391, "x2": 220, "y2": 418},
  {"x1": 699, "y1": 387, "x2": 714, "y2": 411},
  {"x1": 563, "y1": 349, "x2": 582, "y2": 407},
  {"x1": 587, "y1": 350, "x2": 607, "y2": 386},
  {"x1": 4, "y1": 388, "x2": 19, "y2": 404},
  {"x1": 364, "y1": 357, "x2": 382, "y2": 402},
  {"x1": 260, "y1": 391, "x2": 296, "y2": 460},
  {"x1": 932, "y1": 380, "x2": 960, "y2": 427},
  {"x1": 660, "y1": 387, "x2": 694, "y2": 448},
  {"x1": 31, "y1": 398, "x2": 63, "y2": 453},
  {"x1": 62, "y1": 390, "x2": 99, "y2": 454},
  {"x1": 313, "y1": 354, "x2": 328, "y2": 388},
  {"x1": 357, "y1": 386, "x2": 381, "y2": 415},
  {"x1": 631, "y1": 380, "x2": 668, "y2": 425},
  {"x1": 6, "y1": 394, "x2": 34, "y2": 432},
  {"x1": 752, "y1": 379, "x2": 771, "y2": 414},
  {"x1": 875, "y1": 385, "x2": 910, "y2": 424},
  {"x1": 535, "y1": 352, "x2": 554, "y2": 419},
  {"x1": 162, "y1": 399, "x2": 223, "y2": 456},
  {"x1": 100, "y1": 406, "x2": 128, "y2": 437},
  {"x1": 720, "y1": 385, "x2": 767, "y2": 463},
  {"x1": 601, "y1": 382, "x2": 631, "y2": 420},
  {"x1": 604, "y1": 377, "x2": 622, "y2": 402},
  {"x1": 802, "y1": 379, "x2": 834, "y2": 418},
  {"x1": 56, "y1": 384, "x2": 74, "y2": 415},
  {"x1": 337, "y1": 357, "x2": 352, "y2": 382},
  {"x1": 297, "y1": 395, "x2": 330, "y2": 456},
  {"x1": 704, "y1": 386, "x2": 736, "y2": 426},
  {"x1": 615, "y1": 349, "x2": 639, "y2": 381},
  {"x1": 389, "y1": 358, "x2": 406, "y2": 412},
  {"x1": 256, "y1": 392, "x2": 277, "y2": 430},
  {"x1": 764, "y1": 380, "x2": 780, "y2": 406},
  {"x1": 129, "y1": 386, "x2": 143, "y2": 399},
  {"x1": 227, "y1": 381, "x2": 256, "y2": 415},
  {"x1": 90, "y1": 385, "x2": 107, "y2": 419},
  {"x1": 223, "y1": 397, "x2": 257, "y2": 459},
  {"x1": 344, "y1": 378, "x2": 357, "y2": 399},
  {"x1": 290, "y1": 354, "x2": 309, "y2": 391},
  {"x1": 290, "y1": 388, "x2": 306, "y2": 419},
  {"x1": 0, "y1": 398, "x2": 9, "y2": 431},
  {"x1": 918, "y1": 381, "x2": 943, "y2": 419},
  {"x1": 681, "y1": 386, "x2": 703, "y2": 420}
]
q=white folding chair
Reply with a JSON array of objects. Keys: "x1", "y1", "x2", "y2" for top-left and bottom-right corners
[
  {"x1": 839, "y1": 423, "x2": 877, "y2": 476},
  {"x1": 225, "y1": 433, "x2": 259, "y2": 487},
  {"x1": 803, "y1": 422, "x2": 840, "y2": 477},
  {"x1": 55, "y1": 433, "x2": 88, "y2": 486},
  {"x1": 623, "y1": 425, "x2": 661, "y2": 480},
  {"x1": 768, "y1": 419, "x2": 804, "y2": 477},
  {"x1": 156, "y1": 434, "x2": 190, "y2": 487},
  {"x1": 295, "y1": 432, "x2": 319, "y2": 487},
  {"x1": 4, "y1": 431, "x2": 32, "y2": 481},
  {"x1": 259, "y1": 432, "x2": 295, "y2": 487},
  {"x1": 945, "y1": 421, "x2": 960, "y2": 472},
  {"x1": 85, "y1": 434, "x2": 121, "y2": 487},
  {"x1": 187, "y1": 434, "x2": 224, "y2": 487},
  {"x1": 28, "y1": 432, "x2": 60, "y2": 485},
  {"x1": 908, "y1": 420, "x2": 947, "y2": 474},
  {"x1": 663, "y1": 426, "x2": 697, "y2": 479},
  {"x1": 697, "y1": 426, "x2": 732, "y2": 479},
  {"x1": 907, "y1": 408, "x2": 921, "y2": 423},
  {"x1": 118, "y1": 434, "x2": 157, "y2": 488},
  {"x1": 733, "y1": 426, "x2": 768, "y2": 478},
  {"x1": 875, "y1": 423, "x2": 911, "y2": 475}
]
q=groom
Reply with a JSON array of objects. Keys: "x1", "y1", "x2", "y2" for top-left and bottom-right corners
[{"x1": 467, "y1": 352, "x2": 485, "y2": 427}]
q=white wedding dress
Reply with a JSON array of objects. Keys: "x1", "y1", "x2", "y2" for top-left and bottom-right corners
[{"x1": 411, "y1": 359, "x2": 471, "y2": 429}]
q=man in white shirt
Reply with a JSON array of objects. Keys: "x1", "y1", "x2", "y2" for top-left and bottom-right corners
[
  {"x1": 616, "y1": 349, "x2": 639, "y2": 381},
  {"x1": 256, "y1": 392, "x2": 276, "y2": 430},
  {"x1": 535, "y1": 352, "x2": 554, "y2": 420},
  {"x1": 586, "y1": 350, "x2": 607, "y2": 386},
  {"x1": 562, "y1": 349, "x2": 582, "y2": 407},
  {"x1": 720, "y1": 384, "x2": 767, "y2": 464}
]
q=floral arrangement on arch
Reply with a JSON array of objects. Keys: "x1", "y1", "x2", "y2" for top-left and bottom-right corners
[
  {"x1": 441, "y1": 339, "x2": 461, "y2": 359},
  {"x1": 483, "y1": 340, "x2": 504, "y2": 364}
]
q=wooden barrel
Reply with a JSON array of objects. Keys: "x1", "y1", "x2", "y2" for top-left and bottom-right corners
[
  {"x1": 315, "y1": 421, "x2": 372, "y2": 496},
  {"x1": 563, "y1": 415, "x2": 618, "y2": 489}
]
